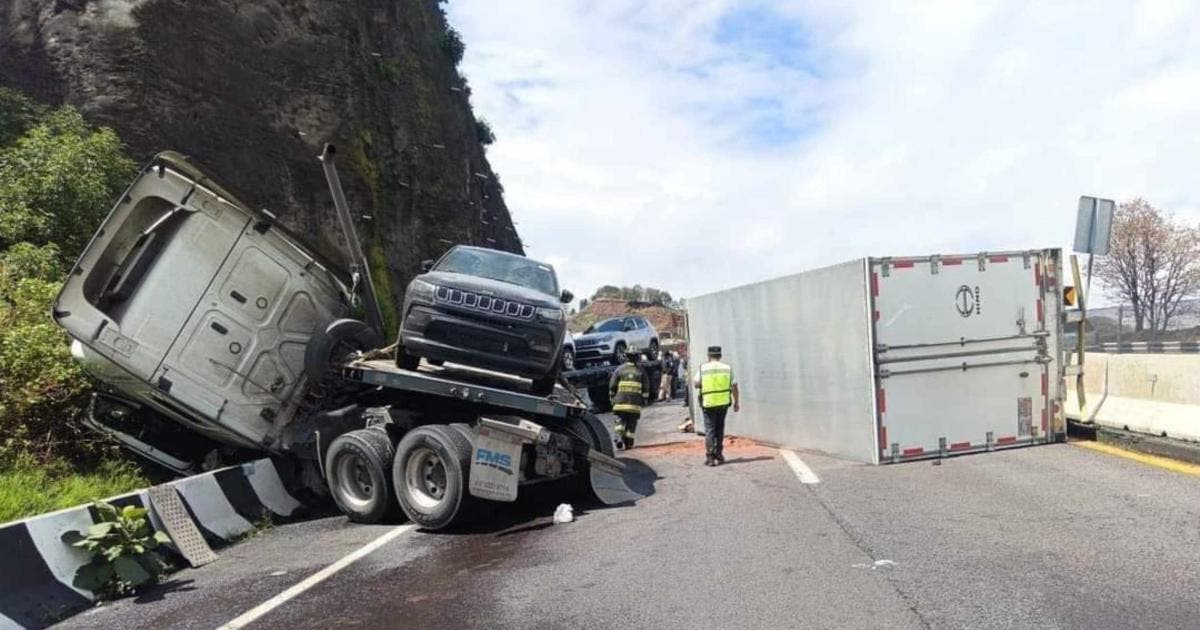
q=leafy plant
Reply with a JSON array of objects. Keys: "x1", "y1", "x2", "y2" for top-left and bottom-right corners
[{"x1": 60, "y1": 501, "x2": 172, "y2": 598}]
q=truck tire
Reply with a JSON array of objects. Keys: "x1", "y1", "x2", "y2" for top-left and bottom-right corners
[
  {"x1": 393, "y1": 425, "x2": 475, "y2": 530},
  {"x1": 325, "y1": 428, "x2": 397, "y2": 524},
  {"x1": 305, "y1": 319, "x2": 384, "y2": 381},
  {"x1": 566, "y1": 414, "x2": 616, "y2": 457},
  {"x1": 447, "y1": 422, "x2": 475, "y2": 445}
]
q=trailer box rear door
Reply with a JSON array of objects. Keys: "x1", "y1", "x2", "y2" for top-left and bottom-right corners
[{"x1": 871, "y1": 252, "x2": 1061, "y2": 462}]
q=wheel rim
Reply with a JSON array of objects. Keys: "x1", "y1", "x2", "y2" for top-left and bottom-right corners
[
  {"x1": 563, "y1": 350, "x2": 575, "y2": 371},
  {"x1": 335, "y1": 451, "x2": 375, "y2": 510},
  {"x1": 404, "y1": 446, "x2": 448, "y2": 511}
]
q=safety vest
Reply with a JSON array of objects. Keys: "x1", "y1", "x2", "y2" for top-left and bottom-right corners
[
  {"x1": 611, "y1": 363, "x2": 646, "y2": 414},
  {"x1": 699, "y1": 361, "x2": 733, "y2": 408}
]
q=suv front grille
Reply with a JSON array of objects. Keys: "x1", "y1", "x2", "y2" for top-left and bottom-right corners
[{"x1": 434, "y1": 286, "x2": 536, "y2": 320}]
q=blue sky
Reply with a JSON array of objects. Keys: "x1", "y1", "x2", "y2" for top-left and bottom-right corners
[{"x1": 448, "y1": 0, "x2": 1200, "y2": 307}]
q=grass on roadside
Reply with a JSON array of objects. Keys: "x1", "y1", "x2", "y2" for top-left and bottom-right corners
[{"x1": 0, "y1": 456, "x2": 147, "y2": 524}]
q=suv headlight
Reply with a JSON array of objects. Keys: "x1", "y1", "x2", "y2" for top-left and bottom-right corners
[
  {"x1": 537, "y1": 306, "x2": 564, "y2": 321},
  {"x1": 408, "y1": 278, "x2": 436, "y2": 301}
]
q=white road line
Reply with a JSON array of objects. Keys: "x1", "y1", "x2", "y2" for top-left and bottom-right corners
[
  {"x1": 216, "y1": 524, "x2": 417, "y2": 630},
  {"x1": 781, "y1": 450, "x2": 820, "y2": 484}
]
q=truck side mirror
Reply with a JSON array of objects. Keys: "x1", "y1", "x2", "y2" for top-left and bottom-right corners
[
  {"x1": 560, "y1": 289, "x2": 574, "y2": 304},
  {"x1": 421, "y1": 259, "x2": 434, "y2": 272}
]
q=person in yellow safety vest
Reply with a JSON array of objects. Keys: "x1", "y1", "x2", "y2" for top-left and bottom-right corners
[
  {"x1": 692, "y1": 345, "x2": 740, "y2": 466},
  {"x1": 608, "y1": 349, "x2": 650, "y2": 450}
]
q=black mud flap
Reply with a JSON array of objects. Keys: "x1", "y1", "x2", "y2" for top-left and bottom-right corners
[{"x1": 587, "y1": 450, "x2": 643, "y2": 505}]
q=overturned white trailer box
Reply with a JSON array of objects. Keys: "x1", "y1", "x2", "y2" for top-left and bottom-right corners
[{"x1": 685, "y1": 250, "x2": 1066, "y2": 464}]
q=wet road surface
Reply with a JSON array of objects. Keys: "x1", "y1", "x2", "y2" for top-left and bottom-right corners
[{"x1": 57, "y1": 404, "x2": 1200, "y2": 629}]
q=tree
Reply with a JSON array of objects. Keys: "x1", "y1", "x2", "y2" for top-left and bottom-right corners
[
  {"x1": 592, "y1": 285, "x2": 621, "y2": 300},
  {"x1": 588, "y1": 285, "x2": 674, "y2": 306},
  {"x1": 1095, "y1": 199, "x2": 1200, "y2": 336}
]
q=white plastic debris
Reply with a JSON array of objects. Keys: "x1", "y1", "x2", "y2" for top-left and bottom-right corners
[{"x1": 553, "y1": 503, "x2": 574, "y2": 524}]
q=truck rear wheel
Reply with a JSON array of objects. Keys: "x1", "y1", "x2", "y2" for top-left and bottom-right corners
[
  {"x1": 393, "y1": 425, "x2": 474, "y2": 530},
  {"x1": 325, "y1": 428, "x2": 397, "y2": 524},
  {"x1": 566, "y1": 414, "x2": 615, "y2": 457}
]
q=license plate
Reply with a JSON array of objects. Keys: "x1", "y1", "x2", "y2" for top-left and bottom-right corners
[{"x1": 469, "y1": 424, "x2": 523, "y2": 502}]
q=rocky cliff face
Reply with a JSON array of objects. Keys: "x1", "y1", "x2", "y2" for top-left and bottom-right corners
[{"x1": 0, "y1": 0, "x2": 521, "y2": 333}]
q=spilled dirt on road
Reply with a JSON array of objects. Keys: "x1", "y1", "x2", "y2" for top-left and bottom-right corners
[{"x1": 635, "y1": 435, "x2": 777, "y2": 459}]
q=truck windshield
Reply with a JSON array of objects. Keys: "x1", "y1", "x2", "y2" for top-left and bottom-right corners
[
  {"x1": 588, "y1": 319, "x2": 625, "y2": 333},
  {"x1": 436, "y1": 248, "x2": 558, "y2": 297}
]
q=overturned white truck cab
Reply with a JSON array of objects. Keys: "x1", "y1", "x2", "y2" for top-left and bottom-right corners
[{"x1": 53, "y1": 148, "x2": 633, "y2": 530}]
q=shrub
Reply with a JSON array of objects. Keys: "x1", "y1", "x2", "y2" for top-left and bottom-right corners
[
  {"x1": 0, "y1": 91, "x2": 136, "y2": 467},
  {"x1": 0, "y1": 106, "x2": 137, "y2": 256},
  {"x1": 475, "y1": 117, "x2": 495, "y2": 145},
  {"x1": 61, "y1": 501, "x2": 172, "y2": 598},
  {"x1": 440, "y1": 27, "x2": 465, "y2": 65}
]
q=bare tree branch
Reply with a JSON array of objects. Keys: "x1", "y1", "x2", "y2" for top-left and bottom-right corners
[{"x1": 1095, "y1": 199, "x2": 1200, "y2": 336}]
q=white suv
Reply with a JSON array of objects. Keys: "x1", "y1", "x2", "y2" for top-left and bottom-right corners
[{"x1": 572, "y1": 316, "x2": 659, "y2": 366}]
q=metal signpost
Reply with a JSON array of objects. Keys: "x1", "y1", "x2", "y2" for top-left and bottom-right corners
[
  {"x1": 1070, "y1": 195, "x2": 1115, "y2": 415},
  {"x1": 1074, "y1": 196, "x2": 1115, "y2": 298}
]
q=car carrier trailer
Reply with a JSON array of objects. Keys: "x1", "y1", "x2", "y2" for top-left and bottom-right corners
[
  {"x1": 54, "y1": 144, "x2": 638, "y2": 531},
  {"x1": 562, "y1": 357, "x2": 666, "y2": 413}
]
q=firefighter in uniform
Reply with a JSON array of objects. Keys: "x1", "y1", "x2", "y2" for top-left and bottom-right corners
[
  {"x1": 609, "y1": 349, "x2": 650, "y2": 450},
  {"x1": 693, "y1": 345, "x2": 740, "y2": 466}
]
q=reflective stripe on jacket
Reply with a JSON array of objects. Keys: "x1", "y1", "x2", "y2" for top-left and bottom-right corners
[
  {"x1": 699, "y1": 361, "x2": 733, "y2": 408},
  {"x1": 609, "y1": 363, "x2": 648, "y2": 415}
]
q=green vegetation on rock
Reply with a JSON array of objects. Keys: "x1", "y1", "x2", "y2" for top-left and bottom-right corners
[{"x1": 0, "y1": 87, "x2": 146, "y2": 521}]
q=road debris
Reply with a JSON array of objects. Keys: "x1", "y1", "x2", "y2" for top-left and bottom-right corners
[{"x1": 553, "y1": 504, "x2": 574, "y2": 524}]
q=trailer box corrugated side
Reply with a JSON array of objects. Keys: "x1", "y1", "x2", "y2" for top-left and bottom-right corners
[{"x1": 685, "y1": 249, "x2": 1065, "y2": 464}]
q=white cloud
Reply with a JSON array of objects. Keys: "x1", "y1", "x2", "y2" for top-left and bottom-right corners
[{"x1": 448, "y1": 0, "x2": 1200, "y2": 306}]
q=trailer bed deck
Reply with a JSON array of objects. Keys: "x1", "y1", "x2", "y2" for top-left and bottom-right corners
[{"x1": 341, "y1": 359, "x2": 588, "y2": 420}]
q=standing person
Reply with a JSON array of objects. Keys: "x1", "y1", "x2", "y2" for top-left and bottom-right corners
[
  {"x1": 658, "y1": 351, "x2": 676, "y2": 401},
  {"x1": 693, "y1": 345, "x2": 740, "y2": 466},
  {"x1": 609, "y1": 349, "x2": 650, "y2": 449}
]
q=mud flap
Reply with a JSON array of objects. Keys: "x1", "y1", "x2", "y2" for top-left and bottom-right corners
[{"x1": 587, "y1": 450, "x2": 642, "y2": 505}]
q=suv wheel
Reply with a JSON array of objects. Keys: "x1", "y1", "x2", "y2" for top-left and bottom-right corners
[
  {"x1": 561, "y1": 347, "x2": 575, "y2": 372},
  {"x1": 648, "y1": 339, "x2": 660, "y2": 360},
  {"x1": 611, "y1": 341, "x2": 626, "y2": 366}
]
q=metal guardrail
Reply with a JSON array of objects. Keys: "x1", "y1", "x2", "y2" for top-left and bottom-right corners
[{"x1": 1090, "y1": 342, "x2": 1200, "y2": 354}]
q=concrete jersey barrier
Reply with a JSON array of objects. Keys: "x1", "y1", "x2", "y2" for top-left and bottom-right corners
[
  {"x1": 0, "y1": 459, "x2": 304, "y2": 630},
  {"x1": 1066, "y1": 352, "x2": 1200, "y2": 443}
]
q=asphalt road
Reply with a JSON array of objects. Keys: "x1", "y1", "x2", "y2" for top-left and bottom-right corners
[{"x1": 58, "y1": 404, "x2": 1200, "y2": 630}]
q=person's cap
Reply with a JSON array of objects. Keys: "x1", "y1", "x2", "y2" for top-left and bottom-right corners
[{"x1": 707, "y1": 345, "x2": 722, "y2": 354}]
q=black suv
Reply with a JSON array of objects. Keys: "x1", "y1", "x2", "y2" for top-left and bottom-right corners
[{"x1": 398, "y1": 245, "x2": 572, "y2": 394}]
